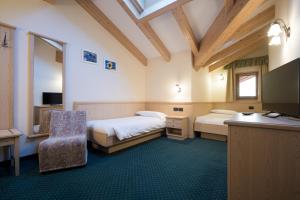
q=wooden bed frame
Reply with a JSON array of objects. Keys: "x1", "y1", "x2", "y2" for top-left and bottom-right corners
[
  {"x1": 194, "y1": 119, "x2": 228, "y2": 142},
  {"x1": 91, "y1": 129, "x2": 164, "y2": 154},
  {"x1": 73, "y1": 102, "x2": 165, "y2": 153}
]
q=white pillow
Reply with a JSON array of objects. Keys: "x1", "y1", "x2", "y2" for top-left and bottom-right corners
[
  {"x1": 136, "y1": 111, "x2": 167, "y2": 120},
  {"x1": 210, "y1": 109, "x2": 237, "y2": 115}
]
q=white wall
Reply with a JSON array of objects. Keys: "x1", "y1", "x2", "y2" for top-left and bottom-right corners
[
  {"x1": 34, "y1": 38, "x2": 63, "y2": 106},
  {"x1": 269, "y1": 0, "x2": 300, "y2": 70},
  {"x1": 0, "y1": 0, "x2": 146, "y2": 159},
  {"x1": 210, "y1": 68, "x2": 227, "y2": 102},
  {"x1": 146, "y1": 51, "x2": 211, "y2": 102}
]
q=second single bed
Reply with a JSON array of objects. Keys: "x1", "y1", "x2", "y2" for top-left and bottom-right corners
[{"x1": 194, "y1": 109, "x2": 237, "y2": 140}]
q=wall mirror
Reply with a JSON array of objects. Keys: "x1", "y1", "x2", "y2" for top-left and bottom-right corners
[{"x1": 28, "y1": 33, "x2": 65, "y2": 137}]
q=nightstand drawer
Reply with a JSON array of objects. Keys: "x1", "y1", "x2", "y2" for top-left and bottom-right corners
[
  {"x1": 173, "y1": 119, "x2": 182, "y2": 128},
  {"x1": 166, "y1": 119, "x2": 174, "y2": 127},
  {"x1": 166, "y1": 116, "x2": 188, "y2": 140}
]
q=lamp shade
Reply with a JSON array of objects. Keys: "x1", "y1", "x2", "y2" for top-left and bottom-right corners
[
  {"x1": 268, "y1": 23, "x2": 282, "y2": 37},
  {"x1": 269, "y1": 36, "x2": 281, "y2": 46}
]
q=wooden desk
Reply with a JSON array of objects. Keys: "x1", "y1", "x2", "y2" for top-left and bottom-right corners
[
  {"x1": 225, "y1": 113, "x2": 300, "y2": 200},
  {"x1": 0, "y1": 129, "x2": 22, "y2": 176}
]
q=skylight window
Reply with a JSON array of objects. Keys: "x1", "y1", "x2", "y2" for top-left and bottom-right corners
[{"x1": 124, "y1": 0, "x2": 176, "y2": 20}]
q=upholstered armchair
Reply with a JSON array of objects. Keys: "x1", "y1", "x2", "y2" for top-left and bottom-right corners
[{"x1": 38, "y1": 110, "x2": 88, "y2": 173}]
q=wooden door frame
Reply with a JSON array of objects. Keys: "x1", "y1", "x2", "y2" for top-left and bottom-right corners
[{"x1": 0, "y1": 22, "x2": 15, "y2": 129}]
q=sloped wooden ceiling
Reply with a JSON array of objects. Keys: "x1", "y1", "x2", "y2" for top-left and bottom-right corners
[
  {"x1": 45, "y1": 0, "x2": 274, "y2": 70},
  {"x1": 194, "y1": 0, "x2": 273, "y2": 70},
  {"x1": 43, "y1": 0, "x2": 55, "y2": 4},
  {"x1": 75, "y1": 0, "x2": 147, "y2": 65}
]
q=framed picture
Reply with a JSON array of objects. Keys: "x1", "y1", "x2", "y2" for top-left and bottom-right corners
[
  {"x1": 82, "y1": 50, "x2": 98, "y2": 64},
  {"x1": 104, "y1": 59, "x2": 117, "y2": 71}
]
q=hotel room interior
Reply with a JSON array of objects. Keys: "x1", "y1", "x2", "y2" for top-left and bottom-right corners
[{"x1": 0, "y1": 0, "x2": 300, "y2": 199}]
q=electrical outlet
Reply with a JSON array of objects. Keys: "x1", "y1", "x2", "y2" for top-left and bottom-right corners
[
  {"x1": 178, "y1": 108, "x2": 184, "y2": 112},
  {"x1": 248, "y1": 106, "x2": 254, "y2": 110},
  {"x1": 173, "y1": 107, "x2": 179, "y2": 111}
]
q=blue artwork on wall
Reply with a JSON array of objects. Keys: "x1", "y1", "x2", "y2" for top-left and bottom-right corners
[
  {"x1": 83, "y1": 50, "x2": 97, "y2": 64},
  {"x1": 104, "y1": 60, "x2": 117, "y2": 70}
]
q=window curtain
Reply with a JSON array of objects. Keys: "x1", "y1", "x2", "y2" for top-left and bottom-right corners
[
  {"x1": 224, "y1": 55, "x2": 269, "y2": 102},
  {"x1": 226, "y1": 67, "x2": 234, "y2": 102}
]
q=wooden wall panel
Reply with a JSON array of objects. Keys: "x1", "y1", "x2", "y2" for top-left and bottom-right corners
[
  {"x1": 146, "y1": 102, "x2": 213, "y2": 138},
  {"x1": 73, "y1": 102, "x2": 146, "y2": 121},
  {"x1": 0, "y1": 25, "x2": 14, "y2": 129},
  {"x1": 213, "y1": 102, "x2": 262, "y2": 112},
  {"x1": 73, "y1": 101, "x2": 262, "y2": 138}
]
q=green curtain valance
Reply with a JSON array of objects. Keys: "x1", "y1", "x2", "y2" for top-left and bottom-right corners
[{"x1": 224, "y1": 55, "x2": 269, "y2": 70}]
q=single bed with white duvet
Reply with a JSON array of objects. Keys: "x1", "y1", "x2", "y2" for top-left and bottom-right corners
[
  {"x1": 194, "y1": 109, "x2": 237, "y2": 136},
  {"x1": 87, "y1": 115, "x2": 166, "y2": 141},
  {"x1": 86, "y1": 111, "x2": 166, "y2": 149}
]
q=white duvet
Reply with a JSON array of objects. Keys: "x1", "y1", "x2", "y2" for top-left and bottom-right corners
[
  {"x1": 195, "y1": 113, "x2": 234, "y2": 126},
  {"x1": 87, "y1": 116, "x2": 166, "y2": 141}
]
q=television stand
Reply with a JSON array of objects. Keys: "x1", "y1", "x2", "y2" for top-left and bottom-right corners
[{"x1": 34, "y1": 105, "x2": 63, "y2": 125}]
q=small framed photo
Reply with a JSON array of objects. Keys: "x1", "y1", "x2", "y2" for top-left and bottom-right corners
[
  {"x1": 82, "y1": 50, "x2": 98, "y2": 64},
  {"x1": 104, "y1": 59, "x2": 117, "y2": 71}
]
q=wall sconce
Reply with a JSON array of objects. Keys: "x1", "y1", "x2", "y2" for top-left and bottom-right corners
[
  {"x1": 218, "y1": 73, "x2": 224, "y2": 81},
  {"x1": 175, "y1": 84, "x2": 182, "y2": 93},
  {"x1": 268, "y1": 19, "x2": 291, "y2": 46}
]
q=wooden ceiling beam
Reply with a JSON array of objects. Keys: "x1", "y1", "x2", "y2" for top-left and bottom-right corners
[
  {"x1": 206, "y1": 25, "x2": 268, "y2": 67},
  {"x1": 76, "y1": 0, "x2": 147, "y2": 66},
  {"x1": 194, "y1": 0, "x2": 265, "y2": 69},
  {"x1": 172, "y1": 6, "x2": 198, "y2": 56},
  {"x1": 118, "y1": 0, "x2": 171, "y2": 61},
  {"x1": 209, "y1": 37, "x2": 268, "y2": 72},
  {"x1": 225, "y1": 0, "x2": 236, "y2": 13},
  {"x1": 138, "y1": 0, "x2": 192, "y2": 23},
  {"x1": 138, "y1": 22, "x2": 171, "y2": 61},
  {"x1": 228, "y1": 5, "x2": 275, "y2": 42},
  {"x1": 43, "y1": 0, "x2": 55, "y2": 4}
]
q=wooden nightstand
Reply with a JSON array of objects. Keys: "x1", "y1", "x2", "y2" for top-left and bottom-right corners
[{"x1": 166, "y1": 116, "x2": 188, "y2": 140}]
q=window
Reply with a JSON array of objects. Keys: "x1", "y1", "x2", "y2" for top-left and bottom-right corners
[{"x1": 236, "y1": 72, "x2": 258, "y2": 100}]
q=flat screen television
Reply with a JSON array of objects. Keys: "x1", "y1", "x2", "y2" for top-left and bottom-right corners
[
  {"x1": 42, "y1": 92, "x2": 62, "y2": 105},
  {"x1": 262, "y1": 58, "x2": 300, "y2": 117}
]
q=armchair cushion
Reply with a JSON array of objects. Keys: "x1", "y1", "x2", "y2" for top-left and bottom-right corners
[{"x1": 38, "y1": 111, "x2": 88, "y2": 173}]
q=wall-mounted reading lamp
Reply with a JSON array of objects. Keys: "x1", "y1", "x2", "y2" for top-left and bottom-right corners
[
  {"x1": 268, "y1": 19, "x2": 291, "y2": 46},
  {"x1": 175, "y1": 84, "x2": 182, "y2": 93}
]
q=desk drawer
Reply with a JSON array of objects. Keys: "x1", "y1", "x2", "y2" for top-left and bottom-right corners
[{"x1": 0, "y1": 138, "x2": 14, "y2": 147}]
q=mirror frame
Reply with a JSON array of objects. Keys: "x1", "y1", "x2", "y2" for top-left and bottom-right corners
[{"x1": 27, "y1": 32, "x2": 66, "y2": 138}]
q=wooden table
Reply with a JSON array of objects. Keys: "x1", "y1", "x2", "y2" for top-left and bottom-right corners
[{"x1": 0, "y1": 129, "x2": 22, "y2": 176}]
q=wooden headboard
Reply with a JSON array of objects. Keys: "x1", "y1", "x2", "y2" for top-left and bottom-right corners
[{"x1": 73, "y1": 102, "x2": 146, "y2": 121}]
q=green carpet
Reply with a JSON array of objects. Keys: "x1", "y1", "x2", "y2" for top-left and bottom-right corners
[{"x1": 0, "y1": 138, "x2": 227, "y2": 200}]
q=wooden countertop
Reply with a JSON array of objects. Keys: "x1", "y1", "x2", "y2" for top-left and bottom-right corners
[
  {"x1": 0, "y1": 129, "x2": 22, "y2": 139},
  {"x1": 166, "y1": 116, "x2": 188, "y2": 119},
  {"x1": 225, "y1": 113, "x2": 300, "y2": 131}
]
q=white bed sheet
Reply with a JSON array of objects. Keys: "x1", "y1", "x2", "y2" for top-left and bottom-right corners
[
  {"x1": 195, "y1": 113, "x2": 234, "y2": 126},
  {"x1": 87, "y1": 116, "x2": 166, "y2": 141}
]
